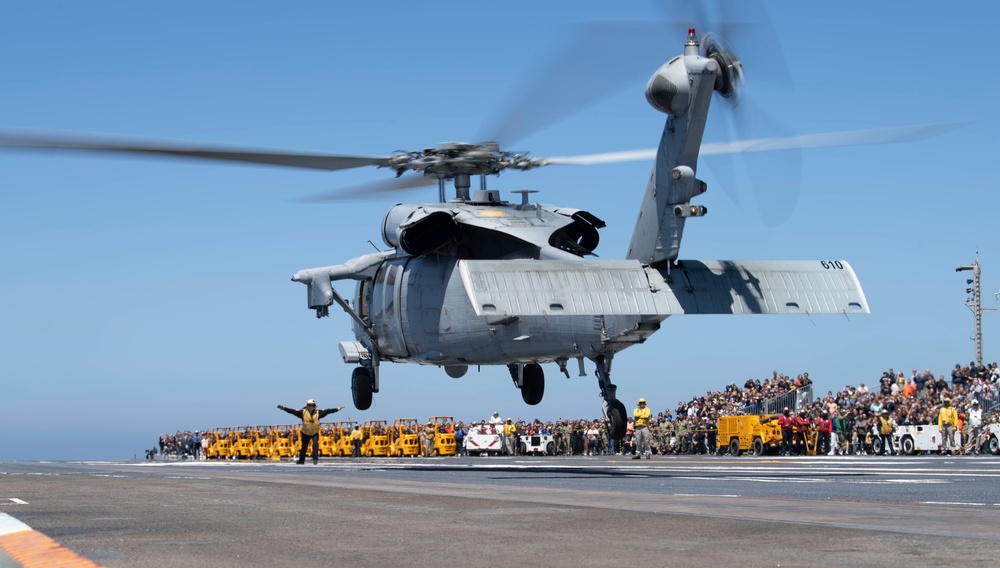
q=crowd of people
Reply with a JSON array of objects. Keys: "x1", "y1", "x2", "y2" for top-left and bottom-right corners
[
  {"x1": 151, "y1": 361, "x2": 1000, "y2": 459},
  {"x1": 150, "y1": 430, "x2": 204, "y2": 460}
]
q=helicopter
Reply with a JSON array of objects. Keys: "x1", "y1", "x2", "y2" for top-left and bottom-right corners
[
  {"x1": 292, "y1": 27, "x2": 875, "y2": 439},
  {"x1": 5, "y1": 23, "x2": 962, "y2": 440}
]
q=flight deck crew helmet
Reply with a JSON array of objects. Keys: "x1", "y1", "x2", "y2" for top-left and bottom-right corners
[
  {"x1": 306, "y1": 399, "x2": 316, "y2": 406},
  {"x1": 972, "y1": 399, "x2": 980, "y2": 405},
  {"x1": 638, "y1": 398, "x2": 646, "y2": 404}
]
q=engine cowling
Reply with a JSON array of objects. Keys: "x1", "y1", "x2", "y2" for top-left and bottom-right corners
[
  {"x1": 544, "y1": 208, "x2": 606, "y2": 256},
  {"x1": 383, "y1": 204, "x2": 459, "y2": 257}
]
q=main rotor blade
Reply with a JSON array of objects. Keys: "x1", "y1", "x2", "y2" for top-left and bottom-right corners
[
  {"x1": 0, "y1": 130, "x2": 393, "y2": 172},
  {"x1": 537, "y1": 122, "x2": 967, "y2": 165},
  {"x1": 299, "y1": 173, "x2": 436, "y2": 203},
  {"x1": 705, "y1": 123, "x2": 971, "y2": 155}
]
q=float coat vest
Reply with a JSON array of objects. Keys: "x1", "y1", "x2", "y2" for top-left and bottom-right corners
[{"x1": 301, "y1": 409, "x2": 321, "y2": 436}]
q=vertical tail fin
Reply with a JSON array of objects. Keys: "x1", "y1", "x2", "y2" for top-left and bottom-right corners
[{"x1": 627, "y1": 30, "x2": 719, "y2": 267}]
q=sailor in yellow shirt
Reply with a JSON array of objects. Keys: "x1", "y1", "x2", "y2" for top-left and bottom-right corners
[
  {"x1": 423, "y1": 421, "x2": 437, "y2": 457},
  {"x1": 633, "y1": 398, "x2": 652, "y2": 459},
  {"x1": 938, "y1": 398, "x2": 959, "y2": 455},
  {"x1": 502, "y1": 418, "x2": 517, "y2": 456},
  {"x1": 350, "y1": 424, "x2": 364, "y2": 457}
]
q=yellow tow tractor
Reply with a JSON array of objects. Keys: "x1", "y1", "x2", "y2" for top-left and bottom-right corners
[
  {"x1": 426, "y1": 416, "x2": 457, "y2": 456},
  {"x1": 319, "y1": 423, "x2": 341, "y2": 457},
  {"x1": 388, "y1": 418, "x2": 420, "y2": 457},
  {"x1": 361, "y1": 420, "x2": 390, "y2": 457},
  {"x1": 205, "y1": 427, "x2": 232, "y2": 460},
  {"x1": 230, "y1": 427, "x2": 255, "y2": 459},
  {"x1": 717, "y1": 414, "x2": 783, "y2": 456},
  {"x1": 269, "y1": 425, "x2": 298, "y2": 460},
  {"x1": 251, "y1": 426, "x2": 275, "y2": 460},
  {"x1": 290, "y1": 426, "x2": 304, "y2": 457},
  {"x1": 334, "y1": 420, "x2": 357, "y2": 457}
]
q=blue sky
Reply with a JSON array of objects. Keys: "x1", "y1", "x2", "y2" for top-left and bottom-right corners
[{"x1": 2, "y1": 2, "x2": 998, "y2": 460}]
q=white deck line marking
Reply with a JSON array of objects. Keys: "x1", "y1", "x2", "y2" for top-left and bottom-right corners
[
  {"x1": 919, "y1": 501, "x2": 991, "y2": 507},
  {"x1": 0, "y1": 513, "x2": 31, "y2": 536}
]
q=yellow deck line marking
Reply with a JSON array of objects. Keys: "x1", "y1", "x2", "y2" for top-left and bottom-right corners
[{"x1": 0, "y1": 513, "x2": 105, "y2": 567}]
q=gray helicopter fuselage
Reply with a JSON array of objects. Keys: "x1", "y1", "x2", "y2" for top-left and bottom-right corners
[{"x1": 358, "y1": 254, "x2": 651, "y2": 366}]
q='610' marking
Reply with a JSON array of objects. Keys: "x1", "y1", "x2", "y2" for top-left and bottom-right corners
[{"x1": 820, "y1": 261, "x2": 844, "y2": 270}]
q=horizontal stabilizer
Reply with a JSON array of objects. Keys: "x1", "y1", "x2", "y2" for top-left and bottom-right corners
[
  {"x1": 664, "y1": 260, "x2": 869, "y2": 315},
  {"x1": 459, "y1": 259, "x2": 868, "y2": 317}
]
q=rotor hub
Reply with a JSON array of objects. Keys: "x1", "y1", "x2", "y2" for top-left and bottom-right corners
[
  {"x1": 388, "y1": 142, "x2": 542, "y2": 180},
  {"x1": 702, "y1": 33, "x2": 744, "y2": 107}
]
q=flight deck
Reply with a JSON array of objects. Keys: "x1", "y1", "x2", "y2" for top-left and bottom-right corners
[{"x1": 2, "y1": 456, "x2": 999, "y2": 567}]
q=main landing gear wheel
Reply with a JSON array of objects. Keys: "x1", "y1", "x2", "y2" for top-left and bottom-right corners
[
  {"x1": 351, "y1": 366, "x2": 373, "y2": 410},
  {"x1": 520, "y1": 363, "x2": 544, "y2": 405},
  {"x1": 606, "y1": 399, "x2": 627, "y2": 441}
]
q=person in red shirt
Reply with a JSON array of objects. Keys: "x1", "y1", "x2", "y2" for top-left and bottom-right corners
[
  {"x1": 793, "y1": 411, "x2": 810, "y2": 456},
  {"x1": 815, "y1": 412, "x2": 833, "y2": 455},
  {"x1": 777, "y1": 407, "x2": 795, "y2": 456}
]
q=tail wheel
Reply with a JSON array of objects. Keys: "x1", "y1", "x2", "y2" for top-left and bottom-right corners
[
  {"x1": 901, "y1": 436, "x2": 916, "y2": 456},
  {"x1": 606, "y1": 400, "x2": 627, "y2": 440},
  {"x1": 729, "y1": 438, "x2": 741, "y2": 456},
  {"x1": 521, "y1": 363, "x2": 545, "y2": 405},
  {"x1": 752, "y1": 437, "x2": 764, "y2": 456},
  {"x1": 351, "y1": 367, "x2": 373, "y2": 410}
]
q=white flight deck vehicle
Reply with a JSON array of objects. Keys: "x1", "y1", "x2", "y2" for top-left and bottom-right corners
[
  {"x1": 987, "y1": 423, "x2": 1000, "y2": 455},
  {"x1": 889, "y1": 424, "x2": 948, "y2": 455},
  {"x1": 465, "y1": 424, "x2": 504, "y2": 457},
  {"x1": 518, "y1": 432, "x2": 556, "y2": 456}
]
